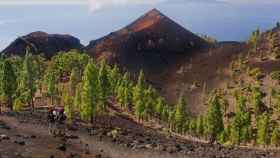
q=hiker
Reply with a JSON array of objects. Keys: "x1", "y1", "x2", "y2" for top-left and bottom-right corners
[
  {"x1": 56, "y1": 108, "x2": 67, "y2": 137},
  {"x1": 47, "y1": 107, "x2": 56, "y2": 135},
  {"x1": 47, "y1": 107, "x2": 67, "y2": 137}
]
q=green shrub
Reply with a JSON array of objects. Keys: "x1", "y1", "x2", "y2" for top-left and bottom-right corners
[
  {"x1": 271, "y1": 71, "x2": 280, "y2": 82},
  {"x1": 248, "y1": 68, "x2": 264, "y2": 80}
]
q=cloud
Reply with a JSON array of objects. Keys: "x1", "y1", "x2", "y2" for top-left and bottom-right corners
[
  {"x1": 88, "y1": 0, "x2": 167, "y2": 11},
  {"x1": 220, "y1": 0, "x2": 280, "y2": 4},
  {"x1": 0, "y1": 0, "x2": 278, "y2": 9},
  {"x1": 0, "y1": 0, "x2": 87, "y2": 6},
  {"x1": 0, "y1": 19, "x2": 19, "y2": 25},
  {"x1": 88, "y1": 0, "x2": 231, "y2": 11}
]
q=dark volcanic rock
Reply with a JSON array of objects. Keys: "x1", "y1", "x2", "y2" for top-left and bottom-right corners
[
  {"x1": 68, "y1": 153, "x2": 81, "y2": 158},
  {"x1": 66, "y1": 135, "x2": 79, "y2": 140},
  {"x1": 0, "y1": 121, "x2": 11, "y2": 130},
  {"x1": 86, "y1": 8, "x2": 208, "y2": 75},
  {"x1": 2, "y1": 31, "x2": 84, "y2": 58},
  {"x1": 14, "y1": 140, "x2": 26, "y2": 146},
  {"x1": 0, "y1": 134, "x2": 10, "y2": 140},
  {"x1": 57, "y1": 143, "x2": 67, "y2": 152}
]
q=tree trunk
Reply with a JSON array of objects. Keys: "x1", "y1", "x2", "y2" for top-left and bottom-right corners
[
  {"x1": 91, "y1": 115, "x2": 95, "y2": 128},
  {"x1": 51, "y1": 96, "x2": 54, "y2": 106},
  {"x1": 269, "y1": 94, "x2": 272, "y2": 108},
  {"x1": 209, "y1": 134, "x2": 215, "y2": 144},
  {"x1": 8, "y1": 95, "x2": 13, "y2": 112},
  {"x1": 31, "y1": 98, "x2": 34, "y2": 112},
  {"x1": 39, "y1": 83, "x2": 42, "y2": 94}
]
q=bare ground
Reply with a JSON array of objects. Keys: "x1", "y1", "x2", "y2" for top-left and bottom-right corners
[{"x1": 0, "y1": 110, "x2": 280, "y2": 158}]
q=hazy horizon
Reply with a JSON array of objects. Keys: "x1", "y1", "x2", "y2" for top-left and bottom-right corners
[{"x1": 1, "y1": 0, "x2": 280, "y2": 50}]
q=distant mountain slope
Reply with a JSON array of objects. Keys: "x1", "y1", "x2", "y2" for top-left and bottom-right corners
[
  {"x1": 161, "y1": 42, "x2": 247, "y2": 112},
  {"x1": 245, "y1": 24, "x2": 280, "y2": 72},
  {"x1": 86, "y1": 9, "x2": 208, "y2": 75},
  {"x1": 2, "y1": 9, "x2": 268, "y2": 115},
  {"x1": 261, "y1": 25, "x2": 280, "y2": 60},
  {"x1": 1, "y1": 31, "x2": 83, "y2": 58},
  {"x1": 85, "y1": 8, "x2": 250, "y2": 110}
]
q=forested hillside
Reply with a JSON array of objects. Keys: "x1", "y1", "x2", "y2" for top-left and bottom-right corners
[
  {"x1": 1, "y1": 10, "x2": 280, "y2": 158},
  {"x1": 1, "y1": 40, "x2": 280, "y2": 147}
]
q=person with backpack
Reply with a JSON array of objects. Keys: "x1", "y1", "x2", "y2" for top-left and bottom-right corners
[
  {"x1": 47, "y1": 107, "x2": 56, "y2": 135},
  {"x1": 47, "y1": 107, "x2": 67, "y2": 137},
  {"x1": 56, "y1": 108, "x2": 67, "y2": 137}
]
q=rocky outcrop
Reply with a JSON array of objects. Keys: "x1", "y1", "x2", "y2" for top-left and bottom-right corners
[{"x1": 1, "y1": 31, "x2": 83, "y2": 58}]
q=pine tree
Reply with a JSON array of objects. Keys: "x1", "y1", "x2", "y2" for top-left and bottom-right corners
[
  {"x1": 123, "y1": 82, "x2": 133, "y2": 109},
  {"x1": 116, "y1": 73, "x2": 132, "y2": 109},
  {"x1": 33, "y1": 55, "x2": 46, "y2": 93},
  {"x1": 248, "y1": 28, "x2": 260, "y2": 53},
  {"x1": 80, "y1": 62, "x2": 99, "y2": 123},
  {"x1": 69, "y1": 67, "x2": 80, "y2": 96},
  {"x1": 109, "y1": 65, "x2": 120, "y2": 95},
  {"x1": 181, "y1": 119, "x2": 189, "y2": 134},
  {"x1": 175, "y1": 95, "x2": 187, "y2": 133},
  {"x1": 273, "y1": 92, "x2": 280, "y2": 115},
  {"x1": 162, "y1": 105, "x2": 169, "y2": 122},
  {"x1": 63, "y1": 92, "x2": 74, "y2": 123},
  {"x1": 98, "y1": 60, "x2": 110, "y2": 113},
  {"x1": 206, "y1": 93, "x2": 224, "y2": 143},
  {"x1": 219, "y1": 124, "x2": 230, "y2": 144},
  {"x1": 231, "y1": 113, "x2": 251, "y2": 144},
  {"x1": 237, "y1": 95, "x2": 247, "y2": 113},
  {"x1": 17, "y1": 50, "x2": 37, "y2": 111},
  {"x1": 133, "y1": 70, "x2": 146, "y2": 121},
  {"x1": 117, "y1": 85, "x2": 125, "y2": 108},
  {"x1": 271, "y1": 71, "x2": 280, "y2": 84},
  {"x1": 134, "y1": 95, "x2": 145, "y2": 122},
  {"x1": 74, "y1": 84, "x2": 82, "y2": 111},
  {"x1": 271, "y1": 127, "x2": 280, "y2": 146},
  {"x1": 250, "y1": 87, "x2": 264, "y2": 116},
  {"x1": 155, "y1": 97, "x2": 164, "y2": 118},
  {"x1": 143, "y1": 87, "x2": 155, "y2": 120},
  {"x1": 220, "y1": 96, "x2": 229, "y2": 116},
  {"x1": 231, "y1": 96, "x2": 251, "y2": 144},
  {"x1": 168, "y1": 109, "x2": 175, "y2": 131},
  {"x1": 189, "y1": 118, "x2": 197, "y2": 136},
  {"x1": 218, "y1": 130, "x2": 228, "y2": 144},
  {"x1": 13, "y1": 98, "x2": 24, "y2": 112},
  {"x1": 0, "y1": 59, "x2": 17, "y2": 111},
  {"x1": 231, "y1": 117, "x2": 241, "y2": 145},
  {"x1": 256, "y1": 113, "x2": 271, "y2": 145},
  {"x1": 196, "y1": 116, "x2": 205, "y2": 137},
  {"x1": 271, "y1": 32, "x2": 280, "y2": 59},
  {"x1": 44, "y1": 67, "x2": 58, "y2": 106}
]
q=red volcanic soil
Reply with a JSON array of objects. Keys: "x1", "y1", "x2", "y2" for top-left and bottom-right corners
[
  {"x1": 128, "y1": 9, "x2": 164, "y2": 32},
  {"x1": 85, "y1": 8, "x2": 253, "y2": 112},
  {"x1": 86, "y1": 9, "x2": 208, "y2": 75},
  {"x1": 157, "y1": 41, "x2": 248, "y2": 111}
]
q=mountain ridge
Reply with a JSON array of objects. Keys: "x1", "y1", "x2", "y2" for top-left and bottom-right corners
[
  {"x1": 1, "y1": 31, "x2": 84, "y2": 58},
  {"x1": 86, "y1": 8, "x2": 209, "y2": 75}
]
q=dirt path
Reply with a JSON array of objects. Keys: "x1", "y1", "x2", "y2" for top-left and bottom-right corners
[
  {"x1": 1, "y1": 111, "x2": 280, "y2": 158},
  {"x1": 0, "y1": 114, "x2": 188, "y2": 158},
  {"x1": 0, "y1": 115, "x2": 92, "y2": 158}
]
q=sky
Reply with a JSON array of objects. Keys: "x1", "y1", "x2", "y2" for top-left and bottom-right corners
[{"x1": 0, "y1": 0, "x2": 280, "y2": 50}]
